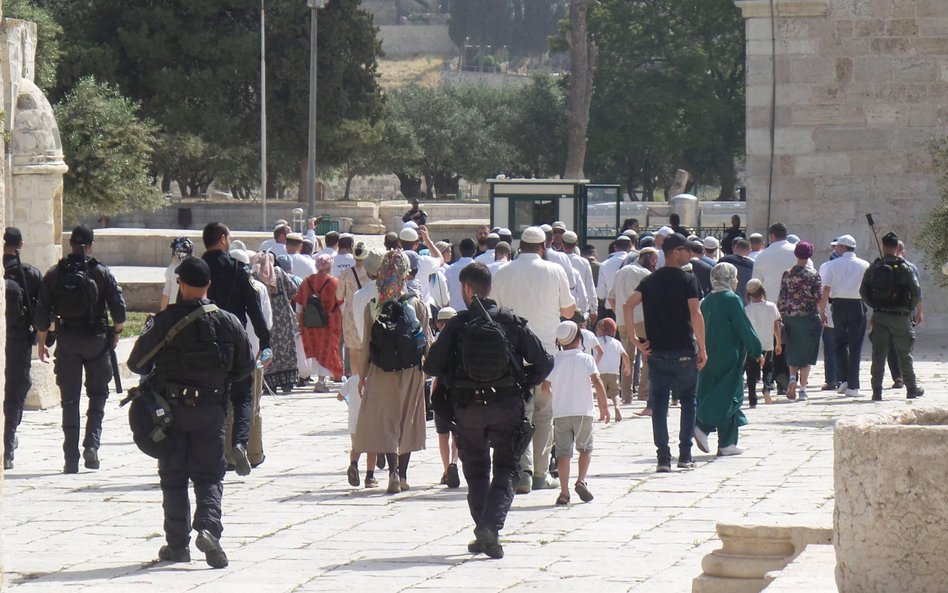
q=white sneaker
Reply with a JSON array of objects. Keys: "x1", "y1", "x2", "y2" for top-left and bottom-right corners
[
  {"x1": 845, "y1": 388, "x2": 859, "y2": 398},
  {"x1": 836, "y1": 381, "x2": 848, "y2": 395},
  {"x1": 693, "y1": 427, "x2": 710, "y2": 453},
  {"x1": 798, "y1": 389, "x2": 808, "y2": 401},
  {"x1": 718, "y1": 445, "x2": 744, "y2": 456}
]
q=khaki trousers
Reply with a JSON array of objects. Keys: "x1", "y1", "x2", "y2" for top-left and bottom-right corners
[
  {"x1": 520, "y1": 385, "x2": 554, "y2": 480},
  {"x1": 225, "y1": 366, "x2": 265, "y2": 466},
  {"x1": 620, "y1": 323, "x2": 648, "y2": 401}
]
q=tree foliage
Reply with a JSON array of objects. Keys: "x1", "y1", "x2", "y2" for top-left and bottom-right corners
[
  {"x1": 919, "y1": 138, "x2": 948, "y2": 284},
  {"x1": 5, "y1": 0, "x2": 62, "y2": 91},
  {"x1": 55, "y1": 77, "x2": 162, "y2": 221},
  {"x1": 449, "y1": 0, "x2": 566, "y2": 62}
]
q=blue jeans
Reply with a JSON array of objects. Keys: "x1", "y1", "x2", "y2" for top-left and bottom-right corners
[{"x1": 648, "y1": 349, "x2": 698, "y2": 465}]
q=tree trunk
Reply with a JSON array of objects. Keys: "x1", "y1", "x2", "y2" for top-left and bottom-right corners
[
  {"x1": 564, "y1": 0, "x2": 596, "y2": 180},
  {"x1": 395, "y1": 172, "x2": 422, "y2": 199},
  {"x1": 344, "y1": 171, "x2": 356, "y2": 201},
  {"x1": 716, "y1": 159, "x2": 737, "y2": 201}
]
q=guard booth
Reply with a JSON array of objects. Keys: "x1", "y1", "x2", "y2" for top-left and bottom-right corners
[{"x1": 487, "y1": 178, "x2": 624, "y2": 253}]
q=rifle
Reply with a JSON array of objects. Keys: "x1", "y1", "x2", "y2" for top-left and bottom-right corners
[
  {"x1": 865, "y1": 213, "x2": 884, "y2": 259},
  {"x1": 109, "y1": 325, "x2": 123, "y2": 394}
]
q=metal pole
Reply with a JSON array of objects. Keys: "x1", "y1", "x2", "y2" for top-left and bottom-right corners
[
  {"x1": 261, "y1": 0, "x2": 268, "y2": 230},
  {"x1": 306, "y1": 1, "x2": 319, "y2": 218}
]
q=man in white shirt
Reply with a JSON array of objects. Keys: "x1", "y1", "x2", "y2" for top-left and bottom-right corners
[
  {"x1": 259, "y1": 223, "x2": 290, "y2": 256},
  {"x1": 285, "y1": 232, "x2": 317, "y2": 279},
  {"x1": 493, "y1": 226, "x2": 575, "y2": 495},
  {"x1": 488, "y1": 241, "x2": 511, "y2": 275},
  {"x1": 474, "y1": 233, "x2": 499, "y2": 265},
  {"x1": 748, "y1": 233, "x2": 765, "y2": 260},
  {"x1": 446, "y1": 238, "x2": 476, "y2": 311},
  {"x1": 541, "y1": 224, "x2": 575, "y2": 291},
  {"x1": 563, "y1": 231, "x2": 596, "y2": 323},
  {"x1": 596, "y1": 234, "x2": 633, "y2": 315},
  {"x1": 818, "y1": 234, "x2": 870, "y2": 397},
  {"x1": 751, "y1": 223, "x2": 799, "y2": 307},
  {"x1": 398, "y1": 225, "x2": 444, "y2": 306},
  {"x1": 610, "y1": 247, "x2": 658, "y2": 404},
  {"x1": 317, "y1": 230, "x2": 339, "y2": 257},
  {"x1": 351, "y1": 250, "x2": 384, "y2": 343},
  {"x1": 331, "y1": 234, "x2": 356, "y2": 279}
]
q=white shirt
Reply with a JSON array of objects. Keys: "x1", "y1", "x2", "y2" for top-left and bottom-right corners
[
  {"x1": 749, "y1": 250, "x2": 762, "y2": 260},
  {"x1": 445, "y1": 256, "x2": 474, "y2": 311},
  {"x1": 545, "y1": 248, "x2": 576, "y2": 290},
  {"x1": 596, "y1": 335, "x2": 627, "y2": 374},
  {"x1": 568, "y1": 253, "x2": 596, "y2": 315},
  {"x1": 352, "y1": 281, "x2": 379, "y2": 342},
  {"x1": 493, "y1": 253, "x2": 575, "y2": 354},
  {"x1": 571, "y1": 267, "x2": 589, "y2": 318},
  {"x1": 548, "y1": 349, "x2": 599, "y2": 419},
  {"x1": 246, "y1": 278, "x2": 273, "y2": 354},
  {"x1": 290, "y1": 253, "x2": 317, "y2": 280},
  {"x1": 339, "y1": 375, "x2": 361, "y2": 435},
  {"x1": 162, "y1": 262, "x2": 179, "y2": 306},
  {"x1": 581, "y1": 328, "x2": 602, "y2": 359},
  {"x1": 821, "y1": 251, "x2": 870, "y2": 299},
  {"x1": 818, "y1": 260, "x2": 836, "y2": 328},
  {"x1": 610, "y1": 263, "x2": 650, "y2": 328},
  {"x1": 745, "y1": 300, "x2": 781, "y2": 351},
  {"x1": 258, "y1": 239, "x2": 287, "y2": 256},
  {"x1": 416, "y1": 253, "x2": 444, "y2": 306},
  {"x1": 317, "y1": 245, "x2": 335, "y2": 258},
  {"x1": 474, "y1": 250, "x2": 495, "y2": 265},
  {"x1": 751, "y1": 240, "x2": 798, "y2": 304},
  {"x1": 332, "y1": 253, "x2": 356, "y2": 279},
  {"x1": 488, "y1": 260, "x2": 509, "y2": 275},
  {"x1": 596, "y1": 251, "x2": 629, "y2": 300},
  {"x1": 430, "y1": 269, "x2": 450, "y2": 309}
]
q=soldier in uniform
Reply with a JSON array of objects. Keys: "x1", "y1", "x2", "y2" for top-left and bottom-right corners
[
  {"x1": 3, "y1": 227, "x2": 42, "y2": 469},
  {"x1": 127, "y1": 257, "x2": 255, "y2": 568},
  {"x1": 35, "y1": 225, "x2": 126, "y2": 474},
  {"x1": 424, "y1": 262, "x2": 553, "y2": 559},
  {"x1": 200, "y1": 223, "x2": 271, "y2": 475}
]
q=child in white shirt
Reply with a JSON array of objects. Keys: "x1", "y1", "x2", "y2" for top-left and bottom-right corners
[
  {"x1": 595, "y1": 318, "x2": 632, "y2": 422},
  {"x1": 543, "y1": 321, "x2": 609, "y2": 507},
  {"x1": 744, "y1": 279, "x2": 782, "y2": 406},
  {"x1": 337, "y1": 376, "x2": 379, "y2": 488}
]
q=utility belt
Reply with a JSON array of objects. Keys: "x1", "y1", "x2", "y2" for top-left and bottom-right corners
[
  {"x1": 57, "y1": 317, "x2": 107, "y2": 334},
  {"x1": 162, "y1": 383, "x2": 228, "y2": 406},
  {"x1": 452, "y1": 381, "x2": 521, "y2": 407},
  {"x1": 873, "y1": 309, "x2": 910, "y2": 316}
]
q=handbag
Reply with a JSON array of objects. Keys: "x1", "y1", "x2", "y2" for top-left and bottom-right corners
[{"x1": 303, "y1": 278, "x2": 332, "y2": 328}]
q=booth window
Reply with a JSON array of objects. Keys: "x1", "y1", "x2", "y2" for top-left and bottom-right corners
[{"x1": 586, "y1": 186, "x2": 620, "y2": 238}]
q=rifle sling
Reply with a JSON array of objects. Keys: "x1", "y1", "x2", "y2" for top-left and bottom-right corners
[{"x1": 134, "y1": 304, "x2": 219, "y2": 370}]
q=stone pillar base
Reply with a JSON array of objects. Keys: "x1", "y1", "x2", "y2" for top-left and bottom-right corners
[{"x1": 25, "y1": 360, "x2": 58, "y2": 410}]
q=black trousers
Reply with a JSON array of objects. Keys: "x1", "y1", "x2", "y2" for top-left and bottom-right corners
[
  {"x1": 744, "y1": 351, "x2": 774, "y2": 407},
  {"x1": 454, "y1": 395, "x2": 524, "y2": 535},
  {"x1": 4, "y1": 335, "x2": 33, "y2": 459},
  {"x1": 832, "y1": 299, "x2": 867, "y2": 390},
  {"x1": 159, "y1": 402, "x2": 226, "y2": 548},
  {"x1": 230, "y1": 374, "x2": 253, "y2": 448},
  {"x1": 54, "y1": 332, "x2": 111, "y2": 462}
]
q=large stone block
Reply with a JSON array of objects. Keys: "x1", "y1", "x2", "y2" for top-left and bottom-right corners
[
  {"x1": 789, "y1": 57, "x2": 837, "y2": 83},
  {"x1": 835, "y1": 408, "x2": 948, "y2": 593},
  {"x1": 917, "y1": 0, "x2": 948, "y2": 18},
  {"x1": 790, "y1": 104, "x2": 842, "y2": 126},
  {"x1": 812, "y1": 128, "x2": 888, "y2": 151},
  {"x1": 794, "y1": 153, "x2": 851, "y2": 176}
]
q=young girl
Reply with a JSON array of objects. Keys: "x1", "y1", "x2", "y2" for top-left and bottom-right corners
[
  {"x1": 743, "y1": 279, "x2": 782, "y2": 407},
  {"x1": 594, "y1": 318, "x2": 632, "y2": 422},
  {"x1": 544, "y1": 321, "x2": 610, "y2": 506},
  {"x1": 337, "y1": 376, "x2": 379, "y2": 488}
]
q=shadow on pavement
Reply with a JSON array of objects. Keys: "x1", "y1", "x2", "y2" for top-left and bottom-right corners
[
  {"x1": 9, "y1": 563, "x2": 152, "y2": 584},
  {"x1": 330, "y1": 553, "x2": 467, "y2": 571}
]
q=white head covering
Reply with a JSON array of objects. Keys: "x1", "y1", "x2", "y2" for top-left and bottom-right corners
[{"x1": 710, "y1": 262, "x2": 738, "y2": 293}]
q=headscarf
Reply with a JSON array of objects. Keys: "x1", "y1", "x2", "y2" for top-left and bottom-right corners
[
  {"x1": 253, "y1": 251, "x2": 277, "y2": 294},
  {"x1": 710, "y1": 262, "x2": 738, "y2": 293},
  {"x1": 794, "y1": 241, "x2": 814, "y2": 260},
  {"x1": 315, "y1": 253, "x2": 333, "y2": 273},
  {"x1": 376, "y1": 250, "x2": 409, "y2": 313},
  {"x1": 275, "y1": 254, "x2": 292, "y2": 273},
  {"x1": 230, "y1": 239, "x2": 247, "y2": 251}
]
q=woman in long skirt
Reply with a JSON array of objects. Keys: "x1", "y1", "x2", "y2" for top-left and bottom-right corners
[
  {"x1": 296, "y1": 253, "x2": 344, "y2": 391},
  {"x1": 254, "y1": 251, "x2": 299, "y2": 393}
]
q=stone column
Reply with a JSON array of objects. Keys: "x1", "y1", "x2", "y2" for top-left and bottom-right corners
[{"x1": 0, "y1": 8, "x2": 7, "y2": 589}]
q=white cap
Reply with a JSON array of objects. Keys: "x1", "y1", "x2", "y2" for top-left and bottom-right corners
[
  {"x1": 286, "y1": 232, "x2": 304, "y2": 242},
  {"x1": 657, "y1": 226, "x2": 674, "y2": 237},
  {"x1": 230, "y1": 250, "x2": 251, "y2": 265},
  {"x1": 399, "y1": 227, "x2": 419, "y2": 242},
  {"x1": 615, "y1": 235, "x2": 633, "y2": 244},
  {"x1": 487, "y1": 232, "x2": 500, "y2": 240},
  {"x1": 340, "y1": 232, "x2": 354, "y2": 239},
  {"x1": 703, "y1": 236, "x2": 720, "y2": 250},
  {"x1": 499, "y1": 228, "x2": 511, "y2": 236},
  {"x1": 540, "y1": 224, "x2": 553, "y2": 233},
  {"x1": 622, "y1": 229, "x2": 638, "y2": 238},
  {"x1": 437, "y1": 307, "x2": 458, "y2": 321},
  {"x1": 552, "y1": 221, "x2": 567, "y2": 231},
  {"x1": 837, "y1": 234, "x2": 856, "y2": 248},
  {"x1": 555, "y1": 320, "x2": 579, "y2": 346},
  {"x1": 749, "y1": 232, "x2": 764, "y2": 240},
  {"x1": 563, "y1": 230, "x2": 578, "y2": 244},
  {"x1": 521, "y1": 226, "x2": 546, "y2": 244},
  {"x1": 402, "y1": 220, "x2": 419, "y2": 229}
]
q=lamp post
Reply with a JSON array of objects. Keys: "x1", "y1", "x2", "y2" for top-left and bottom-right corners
[
  {"x1": 306, "y1": 0, "x2": 325, "y2": 218},
  {"x1": 260, "y1": 0, "x2": 268, "y2": 230}
]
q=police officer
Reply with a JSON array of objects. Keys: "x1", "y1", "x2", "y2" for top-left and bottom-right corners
[
  {"x1": 860, "y1": 231, "x2": 924, "y2": 401},
  {"x1": 424, "y1": 262, "x2": 553, "y2": 559},
  {"x1": 35, "y1": 225, "x2": 126, "y2": 474},
  {"x1": 200, "y1": 223, "x2": 271, "y2": 476},
  {"x1": 127, "y1": 257, "x2": 254, "y2": 568},
  {"x1": 3, "y1": 227, "x2": 42, "y2": 469}
]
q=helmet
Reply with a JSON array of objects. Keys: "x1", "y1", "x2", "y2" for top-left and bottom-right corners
[
  {"x1": 170, "y1": 237, "x2": 194, "y2": 258},
  {"x1": 126, "y1": 386, "x2": 175, "y2": 459}
]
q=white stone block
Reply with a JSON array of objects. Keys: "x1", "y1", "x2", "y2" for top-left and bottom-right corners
[{"x1": 794, "y1": 153, "x2": 851, "y2": 176}]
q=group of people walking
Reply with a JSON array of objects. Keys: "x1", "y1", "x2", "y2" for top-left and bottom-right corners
[{"x1": 1, "y1": 210, "x2": 926, "y2": 565}]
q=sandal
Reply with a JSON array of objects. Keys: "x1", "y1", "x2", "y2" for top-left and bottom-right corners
[
  {"x1": 574, "y1": 481, "x2": 594, "y2": 502},
  {"x1": 555, "y1": 493, "x2": 570, "y2": 506}
]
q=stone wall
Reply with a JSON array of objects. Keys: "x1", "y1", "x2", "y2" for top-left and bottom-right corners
[{"x1": 737, "y1": 0, "x2": 948, "y2": 325}]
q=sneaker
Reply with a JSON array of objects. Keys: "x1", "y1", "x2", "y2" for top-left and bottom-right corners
[
  {"x1": 797, "y1": 389, "x2": 808, "y2": 402},
  {"x1": 892, "y1": 378, "x2": 904, "y2": 389},
  {"x1": 574, "y1": 481, "x2": 594, "y2": 502},
  {"x1": 158, "y1": 545, "x2": 191, "y2": 563},
  {"x1": 837, "y1": 381, "x2": 849, "y2": 395},
  {"x1": 718, "y1": 445, "x2": 744, "y2": 456},
  {"x1": 386, "y1": 472, "x2": 401, "y2": 494},
  {"x1": 83, "y1": 448, "x2": 100, "y2": 470},
  {"x1": 347, "y1": 465, "x2": 359, "y2": 487},
  {"x1": 364, "y1": 475, "x2": 378, "y2": 488},
  {"x1": 821, "y1": 383, "x2": 836, "y2": 391},
  {"x1": 656, "y1": 463, "x2": 672, "y2": 473},
  {"x1": 786, "y1": 376, "x2": 798, "y2": 400},
  {"x1": 473, "y1": 528, "x2": 504, "y2": 559},
  {"x1": 313, "y1": 381, "x2": 330, "y2": 393},
  {"x1": 693, "y1": 426, "x2": 710, "y2": 453},
  {"x1": 232, "y1": 444, "x2": 251, "y2": 476},
  {"x1": 907, "y1": 387, "x2": 925, "y2": 399},
  {"x1": 63, "y1": 460, "x2": 79, "y2": 474},
  {"x1": 515, "y1": 472, "x2": 533, "y2": 495},
  {"x1": 533, "y1": 474, "x2": 560, "y2": 490},
  {"x1": 446, "y1": 463, "x2": 461, "y2": 488},
  {"x1": 677, "y1": 459, "x2": 696, "y2": 470},
  {"x1": 845, "y1": 388, "x2": 860, "y2": 398},
  {"x1": 195, "y1": 530, "x2": 228, "y2": 569}
]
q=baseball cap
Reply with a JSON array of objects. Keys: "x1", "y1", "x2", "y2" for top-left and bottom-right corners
[
  {"x1": 552, "y1": 221, "x2": 567, "y2": 231},
  {"x1": 354, "y1": 241, "x2": 369, "y2": 260},
  {"x1": 703, "y1": 236, "x2": 720, "y2": 250},
  {"x1": 837, "y1": 234, "x2": 856, "y2": 248},
  {"x1": 563, "y1": 231, "x2": 578, "y2": 244},
  {"x1": 404, "y1": 249, "x2": 420, "y2": 271},
  {"x1": 437, "y1": 307, "x2": 458, "y2": 321},
  {"x1": 830, "y1": 237, "x2": 839, "y2": 247},
  {"x1": 363, "y1": 249, "x2": 384, "y2": 277},
  {"x1": 175, "y1": 256, "x2": 211, "y2": 287},
  {"x1": 661, "y1": 233, "x2": 695, "y2": 254},
  {"x1": 521, "y1": 226, "x2": 546, "y2": 244},
  {"x1": 70, "y1": 225, "x2": 95, "y2": 245},
  {"x1": 399, "y1": 227, "x2": 419, "y2": 242},
  {"x1": 555, "y1": 320, "x2": 579, "y2": 346},
  {"x1": 3, "y1": 227, "x2": 22, "y2": 246}
]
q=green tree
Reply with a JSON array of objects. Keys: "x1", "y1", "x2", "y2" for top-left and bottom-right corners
[
  {"x1": 5, "y1": 0, "x2": 63, "y2": 91},
  {"x1": 505, "y1": 71, "x2": 567, "y2": 177},
  {"x1": 919, "y1": 138, "x2": 948, "y2": 284},
  {"x1": 55, "y1": 77, "x2": 162, "y2": 221}
]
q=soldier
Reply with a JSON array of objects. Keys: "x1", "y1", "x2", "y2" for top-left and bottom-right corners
[
  {"x1": 127, "y1": 257, "x2": 255, "y2": 568},
  {"x1": 860, "y1": 231, "x2": 924, "y2": 401},
  {"x1": 35, "y1": 225, "x2": 125, "y2": 474},
  {"x1": 3, "y1": 227, "x2": 42, "y2": 469}
]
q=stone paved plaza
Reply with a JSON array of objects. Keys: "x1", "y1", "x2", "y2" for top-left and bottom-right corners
[{"x1": 4, "y1": 335, "x2": 947, "y2": 593}]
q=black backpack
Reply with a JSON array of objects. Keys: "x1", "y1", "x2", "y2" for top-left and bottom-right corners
[
  {"x1": 369, "y1": 295, "x2": 427, "y2": 372},
  {"x1": 866, "y1": 258, "x2": 906, "y2": 308},
  {"x1": 54, "y1": 258, "x2": 99, "y2": 322},
  {"x1": 303, "y1": 278, "x2": 333, "y2": 329},
  {"x1": 4, "y1": 276, "x2": 28, "y2": 329},
  {"x1": 456, "y1": 297, "x2": 517, "y2": 387}
]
